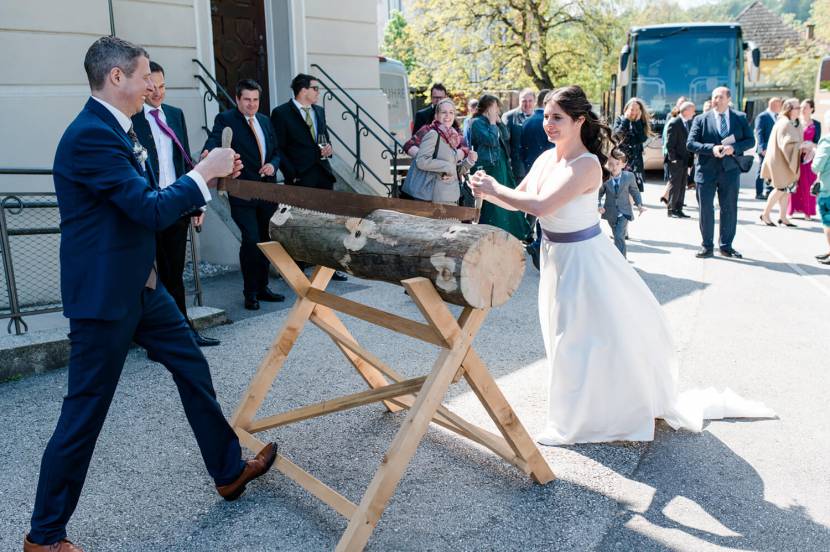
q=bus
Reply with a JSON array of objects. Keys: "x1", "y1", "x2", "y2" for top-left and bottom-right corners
[
  {"x1": 603, "y1": 23, "x2": 760, "y2": 170},
  {"x1": 378, "y1": 56, "x2": 412, "y2": 144}
]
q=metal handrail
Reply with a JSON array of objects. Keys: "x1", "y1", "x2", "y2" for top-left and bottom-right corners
[{"x1": 192, "y1": 59, "x2": 235, "y2": 106}]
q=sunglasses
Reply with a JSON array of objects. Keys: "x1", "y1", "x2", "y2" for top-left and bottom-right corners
[{"x1": 308, "y1": 85, "x2": 320, "y2": 91}]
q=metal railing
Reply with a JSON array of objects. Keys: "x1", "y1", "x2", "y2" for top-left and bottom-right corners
[
  {"x1": 311, "y1": 63, "x2": 406, "y2": 197},
  {"x1": 193, "y1": 58, "x2": 235, "y2": 134},
  {"x1": 0, "y1": 169, "x2": 205, "y2": 335}
]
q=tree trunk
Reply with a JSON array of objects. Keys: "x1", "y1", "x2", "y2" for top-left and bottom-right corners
[{"x1": 269, "y1": 207, "x2": 526, "y2": 308}]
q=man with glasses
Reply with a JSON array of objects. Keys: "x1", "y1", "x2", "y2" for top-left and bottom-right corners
[{"x1": 412, "y1": 83, "x2": 448, "y2": 135}]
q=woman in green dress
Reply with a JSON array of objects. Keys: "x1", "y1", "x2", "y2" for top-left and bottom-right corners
[{"x1": 469, "y1": 95, "x2": 531, "y2": 240}]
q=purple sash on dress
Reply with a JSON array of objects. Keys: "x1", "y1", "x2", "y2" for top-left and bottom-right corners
[{"x1": 541, "y1": 223, "x2": 601, "y2": 243}]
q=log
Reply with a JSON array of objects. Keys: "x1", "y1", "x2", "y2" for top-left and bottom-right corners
[{"x1": 268, "y1": 207, "x2": 525, "y2": 308}]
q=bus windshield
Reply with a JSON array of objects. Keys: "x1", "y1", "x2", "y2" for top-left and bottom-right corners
[{"x1": 633, "y1": 31, "x2": 739, "y2": 120}]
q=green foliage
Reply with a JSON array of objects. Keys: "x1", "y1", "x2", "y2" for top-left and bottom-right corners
[
  {"x1": 769, "y1": 41, "x2": 823, "y2": 99},
  {"x1": 810, "y1": 0, "x2": 830, "y2": 43},
  {"x1": 381, "y1": 10, "x2": 416, "y2": 73}
]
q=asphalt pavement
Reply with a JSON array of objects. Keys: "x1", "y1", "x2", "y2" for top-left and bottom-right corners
[{"x1": 1, "y1": 166, "x2": 828, "y2": 551}]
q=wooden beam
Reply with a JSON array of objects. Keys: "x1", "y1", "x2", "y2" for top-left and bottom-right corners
[
  {"x1": 305, "y1": 287, "x2": 448, "y2": 348},
  {"x1": 234, "y1": 428, "x2": 357, "y2": 519},
  {"x1": 247, "y1": 377, "x2": 427, "y2": 433}
]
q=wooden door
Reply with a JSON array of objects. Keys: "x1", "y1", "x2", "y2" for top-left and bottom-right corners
[{"x1": 210, "y1": 0, "x2": 270, "y2": 112}]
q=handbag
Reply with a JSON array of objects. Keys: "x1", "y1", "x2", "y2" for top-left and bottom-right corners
[
  {"x1": 736, "y1": 155, "x2": 754, "y2": 173},
  {"x1": 401, "y1": 133, "x2": 442, "y2": 201},
  {"x1": 811, "y1": 180, "x2": 822, "y2": 196}
]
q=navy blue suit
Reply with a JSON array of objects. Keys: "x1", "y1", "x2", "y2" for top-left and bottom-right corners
[
  {"x1": 687, "y1": 108, "x2": 754, "y2": 251},
  {"x1": 754, "y1": 110, "x2": 776, "y2": 196},
  {"x1": 29, "y1": 98, "x2": 244, "y2": 545},
  {"x1": 520, "y1": 108, "x2": 554, "y2": 173},
  {"x1": 203, "y1": 108, "x2": 281, "y2": 298}
]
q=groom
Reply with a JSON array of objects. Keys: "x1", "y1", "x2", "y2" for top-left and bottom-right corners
[{"x1": 24, "y1": 36, "x2": 276, "y2": 552}]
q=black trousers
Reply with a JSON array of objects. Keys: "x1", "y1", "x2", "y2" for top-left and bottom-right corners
[
  {"x1": 229, "y1": 200, "x2": 277, "y2": 297},
  {"x1": 156, "y1": 216, "x2": 190, "y2": 322},
  {"x1": 667, "y1": 159, "x2": 688, "y2": 212},
  {"x1": 28, "y1": 284, "x2": 244, "y2": 545}
]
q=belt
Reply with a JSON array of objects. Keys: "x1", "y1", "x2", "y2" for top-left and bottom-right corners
[{"x1": 541, "y1": 223, "x2": 601, "y2": 243}]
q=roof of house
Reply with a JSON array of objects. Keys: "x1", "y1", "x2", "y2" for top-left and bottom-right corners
[{"x1": 737, "y1": 1, "x2": 804, "y2": 59}]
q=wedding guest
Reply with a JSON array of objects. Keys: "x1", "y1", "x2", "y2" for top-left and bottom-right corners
[
  {"x1": 598, "y1": 149, "x2": 644, "y2": 257},
  {"x1": 412, "y1": 83, "x2": 448, "y2": 135},
  {"x1": 660, "y1": 97, "x2": 688, "y2": 206},
  {"x1": 664, "y1": 101, "x2": 695, "y2": 218},
  {"x1": 521, "y1": 88, "x2": 554, "y2": 271},
  {"x1": 613, "y1": 97, "x2": 651, "y2": 191},
  {"x1": 760, "y1": 98, "x2": 811, "y2": 227},
  {"x1": 469, "y1": 94, "x2": 530, "y2": 239},
  {"x1": 502, "y1": 88, "x2": 536, "y2": 182},
  {"x1": 403, "y1": 99, "x2": 477, "y2": 204},
  {"x1": 789, "y1": 98, "x2": 821, "y2": 220},
  {"x1": 461, "y1": 97, "x2": 478, "y2": 142},
  {"x1": 403, "y1": 116, "x2": 467, "y2": 157},
  {"x1": 811, "y1": 111, "x2": 830, "y2": 264},
  {"x1": 754, "y1": 97, "x2": 781, "y2": 199},
  {"x1": 702, "y1": 100, "x2": 711, "y2": 112}
]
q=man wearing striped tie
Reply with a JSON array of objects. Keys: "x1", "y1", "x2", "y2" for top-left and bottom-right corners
[{"x1": 687, "y1": 86, "x2": 755, "y2": 259}]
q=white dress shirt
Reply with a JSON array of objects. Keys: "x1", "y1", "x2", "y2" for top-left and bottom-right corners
[
  {"x1": 90, "y1": 96, "x2": 210, "y2": 203},
  {"x1": 245, "y1": 114, "x2": 267, "y2": 163},
  {"x1": 292, "y1": 98, "x2": 318, "y2": 136},
  {"x1": 143, "y1": 104, "x2": 177, "y2": 189}
]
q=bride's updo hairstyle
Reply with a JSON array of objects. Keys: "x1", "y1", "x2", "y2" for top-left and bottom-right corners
[{"x1": 545, "y1": 86, "x2": 616, "y2": 181}]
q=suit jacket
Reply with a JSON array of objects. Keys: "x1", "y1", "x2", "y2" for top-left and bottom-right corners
[
  {"x1": 203, "y1": 108, "x2": 280, "y2": 203},
  {"x1": 687, "y1": 108, "x2": 754, "y2": 184},
  {"x1": 131, "y1": 103, "x2": 191, "y2": 181},
  {"x1": 413, "y1": 105, "x2": 435, "y2": 135},
  {"x1": 665, "y1": 115, "x2": 691, "y2": 165},
  {"x1": 754, "y1": 110, "x2": 776, "y2": 154},
  {"x1": 520, "y1": 108, "x2": 554, "y2": 172},
  {"x1": 54, "y1": 98, "x2": 206, "y2": 320},
  {"x1": 598, "y1": 171, "x2": 642, "y2": 222},
  {"x1": 501, "y1": 108, "x2": 530, "y2": 179},
  {"x1": 270, "y1": 101, "x2": 335, "y2": 187}
]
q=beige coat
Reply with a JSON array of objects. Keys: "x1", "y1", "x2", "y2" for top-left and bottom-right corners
[
  {"x1": 761, "y1": 118, "x2": 801, "y2": 190},
  {"x1": 416, "y1": 129, "x2": 473, "y2": 204}
]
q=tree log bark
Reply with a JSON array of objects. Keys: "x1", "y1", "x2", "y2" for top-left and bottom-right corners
[{"x1": 269, "y1": 207, "x2": 525, "y2": 308}]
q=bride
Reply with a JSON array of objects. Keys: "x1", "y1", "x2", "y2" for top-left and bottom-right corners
[{"x1": 468, "y1": 86, "x2": 774, "y2": 445}]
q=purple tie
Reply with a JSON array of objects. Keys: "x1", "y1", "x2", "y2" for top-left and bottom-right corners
[{"x1": 149, "y1": 108, "x2": 194, "y2": 169}]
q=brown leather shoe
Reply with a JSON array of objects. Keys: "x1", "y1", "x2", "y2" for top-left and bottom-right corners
[
  {"x1": 215, "y1": 442, "x2": 277, "y2": 501},
  {"x1": 24, "y1": 534, "x2": 84, "y2": 551}
]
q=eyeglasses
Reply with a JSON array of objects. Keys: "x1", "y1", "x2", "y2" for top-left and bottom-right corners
[{"x1": 309, "y1": 85, "x2": 320, "y2": 91}]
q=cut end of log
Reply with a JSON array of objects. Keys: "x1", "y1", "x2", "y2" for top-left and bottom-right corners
[{"x1": 460, "y1": 230, "x2": 526, "y2": 308}]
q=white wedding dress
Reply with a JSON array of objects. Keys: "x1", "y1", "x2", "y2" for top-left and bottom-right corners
[{"x1": 530, "y1": 150, "x2": 774, "y2": 445}]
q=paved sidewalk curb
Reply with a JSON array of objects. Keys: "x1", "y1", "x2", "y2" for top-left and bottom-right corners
[{"x1": 0, "y1": 306, "x2": 228, "y2": 381}]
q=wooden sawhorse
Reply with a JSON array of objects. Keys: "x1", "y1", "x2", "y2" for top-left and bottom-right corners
[{"x1": 230, "y1": 242, "x2": 554, "y2": 551}]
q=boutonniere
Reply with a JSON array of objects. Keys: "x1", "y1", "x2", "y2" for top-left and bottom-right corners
[{"x1": 132, "y1": 142, "x2": 148, "y2": 165}]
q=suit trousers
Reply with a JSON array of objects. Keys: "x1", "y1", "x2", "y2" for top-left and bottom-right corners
[
  {"x1": 696, "y1": 173, "x2": 739, "y2": 250},
  {"x1": 609, "y1": 216, "x2": 629, "y2": 258},
  {"x1": 29, "y1": 284, "x2": 244, "y2": 545},
  {"x1": 229, "y1": 200, "x2": 277, "y2": 297},
  {"x1": 667, "y1": 160, "x2": 688, "y2": 212},
  {"x1": 754, "y1": 153, "x2": 770, "y2": 196},
  {"x1": 156, "y1": 216, "x2": 191, "y2": 323}
]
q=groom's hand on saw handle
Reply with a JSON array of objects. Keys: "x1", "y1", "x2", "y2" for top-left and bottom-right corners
[{"x1": 195, "y1": 148, "x2": 244, "y2": 186}]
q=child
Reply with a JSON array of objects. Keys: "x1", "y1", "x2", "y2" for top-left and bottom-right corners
[{"x1": 598, "y1": 149, "x2": 645, "y2": 257}]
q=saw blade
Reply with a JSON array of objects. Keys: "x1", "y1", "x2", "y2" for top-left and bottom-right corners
[{"x1": 216, "y1": 177, "x2": 479, "y2": 222}]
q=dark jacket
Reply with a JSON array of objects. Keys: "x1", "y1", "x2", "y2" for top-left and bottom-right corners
[
  {"x1": 55, "y1": 98, "x2": 205, "y2": 320},
  {"x1": 520, "y1": 108, "x2": 554, "y2": 172},
  {"x1": 270, "y1": 101, "x2": 335, "y2": 189},
  {"x1": 613, "y1": 116, "x2": 648, "y2": 174},
  {"x1": 754, "y1": 110, "x2": 776, "y2": 154},
  {"x1": 598, "y1": 170, "x2": 642, "y2": 222},
  {"x1": 131, "y1": 103, "x2": 192, "y2": 180},
  {"x1": 413, "y1": 104, "x2": 435, "y2": 135},
  {"x1": 687, "y1": 109, "x2": 755, "y2": 184},
  {"x1": 469, "y1": 116, "x2": 511, "y2": 171},
  {"x1": 665, "y1": 115, "x2": 691, "y2": 166},
  {"x1": 203, "y1": 108, "x2": 280, "y2": 203},
  {"x1": 502, "y1": 108, "x2": 531, "y2": 180}
]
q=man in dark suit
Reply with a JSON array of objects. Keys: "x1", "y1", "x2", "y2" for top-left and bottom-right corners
[
  {"x1": 24, "y1": 37, "x2": 276, "y2": 552},
  {"x1": 132, "y1": 61, "x2": 219, "y2": 346},
  {"x1": 502, "y1": 88, "x2": 536, "y2": 182},
  {"x1": 202, "y1": 79, "x2": 285, "y2": 310},
  {"x1": 412, "y1": 83, "x2": 448, "y2": 135},
  {"x1": 664, "y1": 101, "x2": 695, "y2": 218},
  {"x1": 270, "y1": 73, "x2": 347, "y2": 280},
  {"x1": 754, "y1": 96, "x2": 781, "y2": 199},
  {"x1": 687, "y1": 86, "x2": 755, "y2": 259}
]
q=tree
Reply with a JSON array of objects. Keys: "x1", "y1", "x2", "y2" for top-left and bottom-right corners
[{"x1": 381, "y1": 10, "x2": 416, "y2": 73}]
